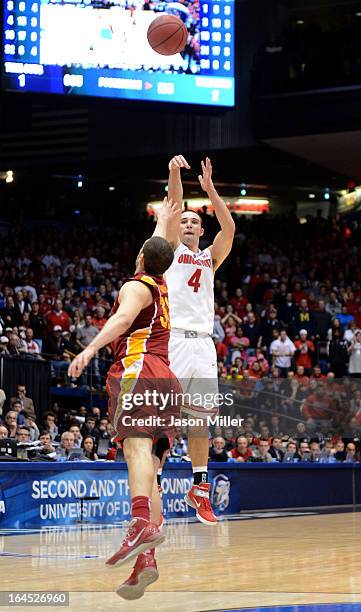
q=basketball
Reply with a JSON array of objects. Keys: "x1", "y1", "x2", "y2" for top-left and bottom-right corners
[{"x1": 147, "y1": 14, "x2": 188, "y2": 56}]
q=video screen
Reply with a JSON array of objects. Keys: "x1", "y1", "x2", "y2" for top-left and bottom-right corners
[{"x1": 2, "y1": 0, "x2": 235, "y2": 106}]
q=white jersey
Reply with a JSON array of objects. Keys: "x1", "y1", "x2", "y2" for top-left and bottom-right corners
[{"x1": 165, "y1": 242, "x2": 214, "y2": 335}]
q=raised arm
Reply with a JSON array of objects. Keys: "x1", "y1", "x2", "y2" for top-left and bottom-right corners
[
  {"x1": 152, "y1": 197, "x2": 182, "y2": 249},
  {"x1": 152, "y1": 155, "x2": 190, "y2": 249},
  {"x1": 68, "y1": 282, "x2": 152, "y2": 377},
  {"x1": 199, "y1": 157, "x2": 235, "y2": 271}
]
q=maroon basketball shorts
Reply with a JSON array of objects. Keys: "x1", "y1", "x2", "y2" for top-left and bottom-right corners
[{"x1": 107, "y1": 353, "x2": 182, "y2": 444}]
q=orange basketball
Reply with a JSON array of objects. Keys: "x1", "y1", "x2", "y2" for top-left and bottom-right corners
[{"x1": 147, "y1": 14, "x2": 188, "y2": 56}]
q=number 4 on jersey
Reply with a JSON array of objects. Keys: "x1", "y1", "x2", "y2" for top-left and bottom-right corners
[{"x1": 188, "y1": 269, "x2": 202, "y2": 293}]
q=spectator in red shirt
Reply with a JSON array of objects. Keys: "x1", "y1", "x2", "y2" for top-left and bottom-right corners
[
  {"x1": 311, "y1": 365, "x2": 326, "y2": 380},
  {"x1": 301, "y1": 384, "x2": 334, "y2": 432},
  {"x1": 106, "y1": 438, "x2": 123, "y2": 461},
  {"x1": 229, "y1": 435, "x2": 254, "y2": 462},
  {"x1": 294, "y1": 365, "x2": 309, "y2": 387},
  {"x1": 92, "y1": 306, "x2": 108, "y2": 331},
  {"x1": 344, "y1": 291, "x2": 359, "y2": 317},
  {"x1": 214, "y1": 334, "x2": 228, "y2": 362},
  {"x1": 46, "y1": 299, "x2": 70, "y2": 333},
  {"x1": 248, "y1": 266, "x2": 262, "y2": 294},
  {"x1": 229, "y1": 288, "x2": 249, "y2": 318},
  {"x1": 38, "y1": 293, "x2": 50, "y2": 316},
  {"x1": 354, "y1": 304, "x2": 361, "y2": 329},
  {"x1": 223, "y1": 427, "x2": 236, "y2": 452},
  {"x1": 294, "y1": 329, "x2": 315, "y2": 372},
  {"x1": 263, "y1": 279, "x2": 280, "y2": 306},
  {"x1": 82, "y1": 289, "x2": 96, "y2": 311}
]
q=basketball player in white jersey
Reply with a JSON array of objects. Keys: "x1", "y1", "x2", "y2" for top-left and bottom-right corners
[{"x1": 154, "y1": 154, "x2": 235, "y2": 525}]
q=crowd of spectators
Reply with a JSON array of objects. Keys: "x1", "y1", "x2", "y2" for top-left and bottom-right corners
[
  {"x1": 0, "y1": 383, "x2": 121, "y2": 461},
  {"x1": 0, "y1": 384, "x2": 359, "y2": 464},
  {"x1": 207, "y1": 420, "x2": 361, "y2": 464},
  {"x1": 1, "y1": 209, "x2": 361, "y2": 456},
  {"x1": 0, "y1": 222, "x2": 152, "y2": 387}
]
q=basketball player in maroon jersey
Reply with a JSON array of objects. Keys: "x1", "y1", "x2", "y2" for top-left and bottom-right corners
[
  {"x1": 154, "y1": 155, "x2": 235, "y2": 525},
  {"x1": 69, "y1": 205, "x2": 182, "y2": 599}
]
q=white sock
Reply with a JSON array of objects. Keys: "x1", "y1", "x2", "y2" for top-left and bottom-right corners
[{"x1": 192, "y1": 466, "x2": 208, "y2": 473}]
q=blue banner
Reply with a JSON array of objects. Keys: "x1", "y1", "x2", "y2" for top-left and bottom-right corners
[{"x1": 0, "y1": 463, "x2": 359, "y2": 528}]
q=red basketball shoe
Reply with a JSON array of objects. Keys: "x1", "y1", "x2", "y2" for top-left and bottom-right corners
[
  {"x1": 105, "y1": 518, "x2": 165, "y2": 568},
  {"x1": 185, "y1": 483, "x2": 217, "y2": 526},
  {"x1": 116, "y1": 552, "x2": 159, "y2": 600}
]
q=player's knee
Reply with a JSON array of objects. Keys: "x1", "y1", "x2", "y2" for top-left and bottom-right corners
[
  {"x1": 188, "y1": 423, "x2": 208, "y2": 437},
  {"x1": 122, "y1": 442, "x2": 133, "y2": 463},
  {"x1": 123, "y1": 438, "x2": 150, "y2": 461}
]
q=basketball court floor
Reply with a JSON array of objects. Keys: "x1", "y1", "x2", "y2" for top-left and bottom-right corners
[{"x1": 0, "y1": 511, "x2": 360, "y2": 612}]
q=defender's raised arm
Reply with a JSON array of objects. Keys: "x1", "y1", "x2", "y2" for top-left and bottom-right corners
[{"x1": 153, "y1": 155, "x2": 190, "y2": 249}]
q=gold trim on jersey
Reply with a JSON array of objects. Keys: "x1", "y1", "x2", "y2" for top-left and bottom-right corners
[
  {"x1": 139, "y1": 274, "x2": 168, "y2": 296},
  {"x1": 113, "y1": 302, "x2": 158, "y2": 429},
  {"x1": 113, "y1": 355, "x2": 144, "y2": 431},
  {"x1": 140, "y1": 275, "x2": 157, "y2": 287},
  {"x1": 123, "y1": 327, "x2": 150, "y2": 368}
]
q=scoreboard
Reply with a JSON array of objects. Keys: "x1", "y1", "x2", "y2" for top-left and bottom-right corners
[{"x1": 2, "y1": 0, "x2": 235, "y2": 107}]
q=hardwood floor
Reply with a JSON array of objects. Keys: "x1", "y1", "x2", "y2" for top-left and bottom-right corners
[{"x1": 0, "y1": 512, "x2": 360, "y2": 611}]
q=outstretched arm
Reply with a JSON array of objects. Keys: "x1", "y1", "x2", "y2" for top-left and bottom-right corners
[
  {"x1": 199, "y1": 157, "x2": 235, "y2": 271},
  {"x1": 152, "y1": 155, "x2": 190, "y2": 249},
  {"x1": 152, "y1": 197, "x2": 182, "y2": 249},
  {"x1": 68, "y1": 282, "x2": 152, "y2": 377}
]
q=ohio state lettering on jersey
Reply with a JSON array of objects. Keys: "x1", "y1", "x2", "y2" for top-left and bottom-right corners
[
  {"x1": 177, "y1": 253, "x2": 212, "y2": 267},
  {"x1": 165, "y1": 243, "x2": 214, "y2": 335}
]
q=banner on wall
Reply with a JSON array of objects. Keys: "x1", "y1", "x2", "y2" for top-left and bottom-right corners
[
  {"x1": 0, "y1": 463, "x2": 357, "y2": 528},
  {"x1": 0, "y1": 464, "x2": 240, "y2": 528}
]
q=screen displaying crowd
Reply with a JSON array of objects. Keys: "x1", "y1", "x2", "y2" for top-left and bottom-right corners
[{"x1": 0, "y1": 207, "x2": 361, "y2": 462}]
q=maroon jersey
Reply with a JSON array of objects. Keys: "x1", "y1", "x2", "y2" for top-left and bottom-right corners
[{"x1": 111, "y1": 273, "x2": 170, "y2": 365}]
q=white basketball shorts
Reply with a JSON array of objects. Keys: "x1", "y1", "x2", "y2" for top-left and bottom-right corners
[{"x1": 168, "y1": 333, "x2": 219, "y2": 419}]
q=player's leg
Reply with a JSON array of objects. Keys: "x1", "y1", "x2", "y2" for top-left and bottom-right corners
[
  {"x1": 158, "y1": 334, "x2": 217, "y2": 524},
  {"x1": 106, "y1": 436, "x2": 165, "y2": 568},
  {"x1": 184, "y1": 337, "x2": 219, "y2": 525},
  {"x1": 156, "y1": 445, "x2": 168, "y2": 488},
  {"x1": 117, "y1": 453, "x2": 162, "y2": 600},
  {"x1": 155, "y1": 333, "x2": 191, "y2": 486},
  {"x1": 185, "y1": 422, "x2": 217, "y2": 525},
  {"x1": 188, "y1": 422, "x2": 209, "y2": 485},
  {"x1": 125, "y1": 436, "x2": 154, "y2": 499},
  {"x1": 152, "y1": 437, "x2": 170, "y2": 524},
  {"x1": 150, "y1": 453, "x2": 162, "y2": 526}
]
